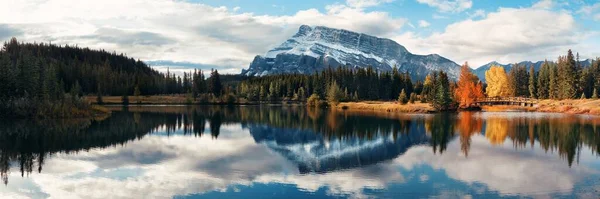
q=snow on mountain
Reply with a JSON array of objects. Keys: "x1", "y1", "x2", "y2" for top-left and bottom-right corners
[{"x1": 241, "y1": 25, "x2": 461, "y2": 80}]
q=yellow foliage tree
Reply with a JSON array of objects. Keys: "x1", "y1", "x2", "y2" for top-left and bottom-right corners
[
  {"x1": 485, "y1": 65, "x2": 511, "y2": 97},
  {"x1": 455, "y1": 62, "x2": 485, "y2": 108}
]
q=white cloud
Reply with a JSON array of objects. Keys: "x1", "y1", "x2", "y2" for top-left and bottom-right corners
[
  {"x1": 394, "y1": 4, "x2": 598, "y2": 67},
  {"x1": 0, "y1": 0, "x2": 406, "y2": 74},
  {"x1": 578, "y1": 2, "x2": 600, "y2": 15},
  {"x1": 394, "y1": 135, "x2": 597, "y2": 196},
  {"x1": 346, "y1": 0, "x2": 394, "y2": 8},
  {"x1": 578, "y1": 3, "x2": 600, "y2": 21},
  {"x1": 533, "y1": 0, "x2": 554, "y2": 9},
  {"x1": 468, "y1": 9, "x2": 486, "y2": 19},
  {"x1": 418, "y1": 20, "x2": 430, "y2": 27},
  {"x1": 0, "y1": 0, "x2": 596, "y2": 72},
  {"x1": 416, "y1": 0, "x2": 472, "y2": 13}
]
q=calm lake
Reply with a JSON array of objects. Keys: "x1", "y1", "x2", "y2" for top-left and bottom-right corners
[{"x1": 0, "y1": 106, "x2": 599, "y2": 198}]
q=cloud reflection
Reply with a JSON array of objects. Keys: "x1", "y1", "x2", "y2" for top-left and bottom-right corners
[{"x1": 0, "y1": 108, "x2": 599, "y2": 198}]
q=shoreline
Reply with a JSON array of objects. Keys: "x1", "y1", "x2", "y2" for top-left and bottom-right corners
[
  {"x1": 86, "y1": 96, "x2": 600, "y2": 116},
  {"x1": 480, "y1": 99, "x2": 600, "y2": 115}
]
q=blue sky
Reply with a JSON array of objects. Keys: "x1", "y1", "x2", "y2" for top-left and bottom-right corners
[{"x1": 0, "y1": 0, "x2": 599, "y2": 74}]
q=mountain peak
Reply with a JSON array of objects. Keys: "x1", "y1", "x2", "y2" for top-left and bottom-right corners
[
  {"x1": 295, "y1": 25, "x2": 313, "y2": 37},
  {"x1": 242, "y1": 25, "x2": 461, "y2": 80}
]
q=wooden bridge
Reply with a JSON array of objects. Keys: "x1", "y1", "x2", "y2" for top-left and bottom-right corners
[{"x1": 473, "y1": 97, "x2": 538, "y2": 107}]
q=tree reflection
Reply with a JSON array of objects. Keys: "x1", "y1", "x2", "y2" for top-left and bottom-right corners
[
  {"x1": 0, "y1": 106, "x2": 599, "y2": 185},
  {"x1": 456, "y1": 112, "x2": 483, "y2": 157},
  {"x1": 428, "y1": 114, "x2": 456, "y2": 154},
  {"x1": 451, "y1": 113, "x2": 600, "y2": 167},
  {"x1": 485, "y1": 117, "x2": 510, "y2": 145}
]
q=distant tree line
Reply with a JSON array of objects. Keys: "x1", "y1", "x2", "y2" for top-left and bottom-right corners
[
  {"x1": 0, "y1": 38, "x2": 228, "y2": 117},
  {"x1": 238, "y1": 66, "x2": 419, "y2": 103}
]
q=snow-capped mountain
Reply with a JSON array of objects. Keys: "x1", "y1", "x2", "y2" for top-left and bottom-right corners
[{"x1": 241, "y1": 25, "x2": 461, "y2": 80}]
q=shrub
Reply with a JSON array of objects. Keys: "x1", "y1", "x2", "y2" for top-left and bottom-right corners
[
  {"x1": 307, "y1": 94, "x2": 321, "y2": 107},
  {"x1": 224, "y1": 94, "x2": 237, "y2": 104},
  {"x1": 198, "y1": 94, "x2": 210, "y2": 104}
]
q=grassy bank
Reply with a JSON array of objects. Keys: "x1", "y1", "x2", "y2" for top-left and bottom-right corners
[
  {"x1": 482, "y1": 99, "x2": 600, "y2": 115},
  {"x1": 336, "y1": 99, "x2": 600, "y2": 116},
  {"x1": 334, "y1": 101, "x2": 435, "y2": 113},
  {"x1": 87, "y1": 95, "x2": 600, "y2": 116}
]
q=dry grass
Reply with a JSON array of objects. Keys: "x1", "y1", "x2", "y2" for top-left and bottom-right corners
[
  {"x1": 535, "y1": 99, "x2": 600, "y2": 115},
  {"x1": 482, "y1": 99, "x2": 600, "y2": 115},
  {"x1": 335, "y1": 101, "x2": 434, "y2": 113}
]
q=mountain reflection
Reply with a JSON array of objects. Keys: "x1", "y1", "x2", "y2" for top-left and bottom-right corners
[{"x1": 0, "y1": 106, "x2": 599, "y2": 185}]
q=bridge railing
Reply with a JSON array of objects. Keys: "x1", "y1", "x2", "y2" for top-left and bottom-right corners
[{"x1": 474, "y1": 97, "x2": 538, "y2": 104}]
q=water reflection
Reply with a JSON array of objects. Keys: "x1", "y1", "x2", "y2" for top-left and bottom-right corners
[{"x1": 0, "y1": 106, "x2": 599, "y2": 198}]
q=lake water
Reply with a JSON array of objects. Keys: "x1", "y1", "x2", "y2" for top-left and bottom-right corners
[{"x1": 1, "y1": 105, "x2": 599, "y2": 198}]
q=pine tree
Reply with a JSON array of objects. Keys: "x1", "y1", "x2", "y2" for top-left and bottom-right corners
[
  {"x1": 398, "y1": 89, "x2": 408, "y2": 104},
  {"x1": 326, "y1": 81, "x2": 343, "y2": 106},
  {"x1": 409, "y1": 93, "x2": 416, "y2": 104},
  {"x1": 557, "y1": 50, "x2": 578, "y2": 99},
  {"x1": 70, "y1": 81, "x2": 82, "y2": 103},
  {"x1": 343, "y1": 87, "x2": 349, "y2": 102},
  {"x1": 404, "y1": 72, "x2": 414, "y2": 97},
  {"x1": 549, "y1": 65, "x2": 558, "y2": 99},
  {"x1": 537, "y1": 61, "x2": 550, "y2": 99},
  {"x1": 208, "y1": 69, "x2": 222, "y2": 97},
  {"x1": 298, "y1": 87, "x2": 306, "y2": 101},
  {"x1": 528, "y1": 66, "x2": 537, "y2": 98},
  {"x1": 268, "y1": 82, "x2": 277, "y2": 101},
  {"x1": 259, "y1": 86, "x2": 267, "y2": 101},
  {"x1": 422, "y1": 73, "x2": 436, "y2": 102},
  {"x1": 432, "y1": 71, "x2": 453, "y2": 111}
]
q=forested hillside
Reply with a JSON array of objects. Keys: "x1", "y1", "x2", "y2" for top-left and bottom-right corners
[
  {"x1": 0, "y1": 38, "x2": 172, "y2": 97},
  {"x1": 0, "y1": 38, "x2": 216, "y2": 117}
]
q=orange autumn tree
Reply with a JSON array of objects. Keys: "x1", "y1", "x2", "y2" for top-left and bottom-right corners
[{"x1": 454, "y1": 62, "x2": 485, "y2": 108}]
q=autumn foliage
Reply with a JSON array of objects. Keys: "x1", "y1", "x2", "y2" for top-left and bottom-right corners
[
  {"x1": 485, "y1": 65, "x2": 511, "y2": 97},
  {"x1": 454, "y1": 62, "x2": 485, "y2": 108}
]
